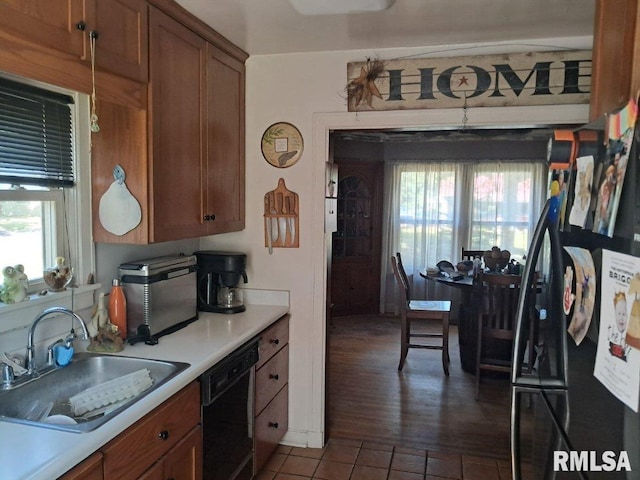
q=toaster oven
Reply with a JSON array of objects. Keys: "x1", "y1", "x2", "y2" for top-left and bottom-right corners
[{"x1": 119, "y1": 254, "x2": 198, "y2": 345}]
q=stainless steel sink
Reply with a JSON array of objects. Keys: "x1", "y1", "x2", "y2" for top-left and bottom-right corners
[{"x1": 0, "y1": 352, "x2": 189, "y2": 433}]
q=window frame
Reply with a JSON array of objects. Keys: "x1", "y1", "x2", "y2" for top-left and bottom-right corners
[
  {"x1": 0, "y1": 73, "x2": 95, "y2": 328},
  {"x1": 0, "y1": 188, "x2": 65, "y2": 292},
  {"x1": 393, "y1": 160, "x2": 545, "y2": 273}
]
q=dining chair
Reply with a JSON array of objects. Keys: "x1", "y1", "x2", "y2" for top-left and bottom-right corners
[
  {"x1": 391, "y1": 252, "x2": 451, "y2": 375},
  {"x1": 475, "y1": 273, "x2": 522, "y2": 400},
  {"x1": 461, "y1": 248, "x2": 484, "y2": 261}
]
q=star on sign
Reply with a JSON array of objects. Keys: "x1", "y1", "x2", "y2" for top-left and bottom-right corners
[
  {"x1": 458, "y1": 76, "x2": 469, "y2": 87},
  {"x1": 350, "y1": 67, "x2": 383, "y2": 107}
]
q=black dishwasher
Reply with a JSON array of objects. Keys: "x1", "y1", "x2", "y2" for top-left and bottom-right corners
[{"x1": 200, "y1": 337, "x2": 259, "y2": 480}]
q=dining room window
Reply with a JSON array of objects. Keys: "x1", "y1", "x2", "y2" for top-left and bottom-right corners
[
  {"x1": 469, "y1": 162, "x2": 546, "y2": 258},
  {"x1": 382, "y1": 159, "x2": 546, "y2": 310}
]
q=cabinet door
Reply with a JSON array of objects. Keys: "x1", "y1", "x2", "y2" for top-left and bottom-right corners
[
  {"x1": 205, "y1": 44, "x2": 246, "y2": 234},
  {"x1": 59, "y1": 452, "x2": 104, "y2": 480},
  {"x1": 137, "y1": 462, "x2": 163, "y2": 480},
  {"x1": 0, "y1": 0, "x2": 86, "y2": 57},
  {"x1": 255, "y1": 344, "x2": 289, "y2": 415},
  {"x1": 102, "y1": 382, "x2": 201, "y2": 480},
  {"x1": 590, "y1": 0, "x2": 640, "y2": 121},
  {"x1": 88, "y1": 0, "x2": 148, "y2": 82},
  {"x1": 163, "y1": 425, "x2": 203, "y2": 480},
  {"x1": 254, "y1": 384, "x2": 289, "y2": 473},
  {"x1": 149, "y1": 6, "x2": 207, "y2": 242}
]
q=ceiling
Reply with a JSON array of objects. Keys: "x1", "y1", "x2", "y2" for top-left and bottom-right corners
[{"x1": 175, "y1": 0, "x2": 595, "y2": 56}]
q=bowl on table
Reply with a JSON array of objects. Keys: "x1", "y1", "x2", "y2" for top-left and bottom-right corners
[{"x1": 456, "y1": 260, "x2": 474, "y2": 273}]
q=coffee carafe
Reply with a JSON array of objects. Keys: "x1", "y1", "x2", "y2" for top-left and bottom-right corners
[{"x1": 194, "y1": 251, "x2": 248, "y2": 313}]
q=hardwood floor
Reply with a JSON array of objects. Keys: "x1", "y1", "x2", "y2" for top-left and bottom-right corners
[{"x1": 326, "y1": 314, "x2": 512, "y2": 460}]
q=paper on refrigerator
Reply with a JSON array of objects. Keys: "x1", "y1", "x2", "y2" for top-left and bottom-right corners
[
  {"x1": 568, "y1": 155, "x2": 594, "y2": 228},
  {"x1": 594, "y1": 249, "x2": 640, "y2": 412},
  {"x1": 564, "y1": 246, "x2": 596, "y2": 346}
]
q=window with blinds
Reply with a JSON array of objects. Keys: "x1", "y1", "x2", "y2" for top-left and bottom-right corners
[
  {"x1": 0, "y1": 76, "x2": 78, "y2": 289},
  {"x1": 0, "y1": 77, "x2": 74, "y2": 188}
]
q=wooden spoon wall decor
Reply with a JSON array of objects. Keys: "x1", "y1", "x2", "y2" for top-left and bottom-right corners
[{"x1": 264, "y1": 178, "x2": 299, "y2": 252}]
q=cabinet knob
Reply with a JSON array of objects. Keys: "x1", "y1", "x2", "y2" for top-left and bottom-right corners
[
  {"x1": 89, "y1": 30, "x2": 99, "y2": 40},
  {"x1": 76, "y1": 22, "x2": 86, "y2": 31},
  {"x1": 203, "y1": 214, "x2": 216, "y2": 221},
  {"x1": 269, "y1": 373, "x2": 279, "y2": 380},
  {"x1": 268, "y1": 422, "x2": 279, "y2": 429},
  {"x1": 158, "y1": 430, "x2": 170, "y2": 440},
  {"x1": 270, "y1": 338, "x2": 280, "y2": 345}
]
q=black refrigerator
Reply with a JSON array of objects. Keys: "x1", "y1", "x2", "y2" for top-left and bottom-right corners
[{"x1": 510, "y1": 123, "x2": 640, "y2": 479}]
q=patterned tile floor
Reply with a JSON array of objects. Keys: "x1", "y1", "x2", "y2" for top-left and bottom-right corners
[{"x1": 255, "y1": 438, "x2": 512, "y2": 480}]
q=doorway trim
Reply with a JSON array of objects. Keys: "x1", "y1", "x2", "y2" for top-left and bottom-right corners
[{"x1": 307, "y1": 103, "x2": 589, "y2": 448}]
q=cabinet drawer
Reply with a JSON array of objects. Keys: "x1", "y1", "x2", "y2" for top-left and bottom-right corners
[
  {"x1": 254, "y1": 384, "x2": 289, "y2": 473},
  {"x1": 255, "y1": 344, "x2": 289, "y2": 415},
  {"x1": 102, "y1": 382, "x2": 200, "y2": 480},
  {"x1": 257, "y1": 314, "x2": 289, "y2": 369}
]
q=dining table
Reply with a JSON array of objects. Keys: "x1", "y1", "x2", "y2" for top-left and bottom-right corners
[{"x1": 420, "y1": 269, "x2": 525, "y2": 374}]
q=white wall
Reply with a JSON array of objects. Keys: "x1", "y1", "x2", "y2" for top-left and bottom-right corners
[{"x1": 199, "y1": 36, "x2": 593, "y2": 447}]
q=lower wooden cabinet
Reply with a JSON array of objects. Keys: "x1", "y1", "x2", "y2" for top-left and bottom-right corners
[
  {"x1": 59, "y1": 452, "x2": 104, "y2": 480},
  {"x1": 254, "y1": 315, "x2": 290, "y2": 473},
  {"x1": 60, "y1": 381, "x2": 201, "y2": 480},
  {"x1": 102, "y1": 381, "x2": 201, "y2": 479},
  {"x1": 138, "y1": 426, "x2": 203, "y2": 480},
  {"x1": 254, "y1": 384, "x2": 289, "y2": 472}
]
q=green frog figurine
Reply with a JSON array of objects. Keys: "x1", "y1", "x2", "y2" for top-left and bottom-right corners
[{"x1": 0, "y1": 264, "x2": 29, "y2": 304}]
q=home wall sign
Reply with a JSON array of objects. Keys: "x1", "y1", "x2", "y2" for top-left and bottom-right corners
[{"x1": 347, "y1": 50, "x2": 592, "y2": 112}]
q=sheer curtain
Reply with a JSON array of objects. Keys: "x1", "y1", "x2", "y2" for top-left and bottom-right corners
[
  {"x1": 381, "y1": 160, "x2": 546, "y2": 313},
  {"x1": 381, "y1": 161, "x2": 465, "y2": 312},
  {"x1": 466, "y1": 162, "x2": 547, "y2": 258}
]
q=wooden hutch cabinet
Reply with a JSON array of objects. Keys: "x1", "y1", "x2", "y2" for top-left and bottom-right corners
[{"x1": 330, "y1": 162, "x2": 383, "y2": 317}]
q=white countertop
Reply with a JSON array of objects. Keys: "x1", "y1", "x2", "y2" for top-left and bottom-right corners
[{"x1": 0, "y1": 303, "x2": 289, "y2": 480}]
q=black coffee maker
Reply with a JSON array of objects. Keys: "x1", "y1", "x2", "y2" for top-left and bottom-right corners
[{"x1": 194, "y1": 251, "x2": 248, "y2": 313}]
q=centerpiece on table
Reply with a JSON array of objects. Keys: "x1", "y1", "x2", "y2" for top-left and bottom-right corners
[{"x1": 483, "y1": 246, "x2": 511, "y2": 272}]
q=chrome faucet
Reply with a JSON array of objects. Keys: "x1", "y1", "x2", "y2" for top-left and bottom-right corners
[{"x1": 26, "y1": 307, "x2": 90, "y2": 375}]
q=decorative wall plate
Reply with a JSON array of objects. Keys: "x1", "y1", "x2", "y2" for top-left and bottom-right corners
[{"x1": 261, "y1": 122, "x2": 304, "y2": 168}]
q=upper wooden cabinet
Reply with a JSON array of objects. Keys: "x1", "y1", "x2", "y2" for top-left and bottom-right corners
[
  {"x1": 87, "y1": 0, "x2": 148, "y2": 82},
  {"x1": 0, "y1": 0, "x2": 87, "y2": 57},
  {"x1": 92, "y1": 5, "x2": 246, "y2": 243},
  {"x1": 205, "y1": 45, "x2": 246, "y2": 234},
  {"x1": 590, "y1": 0, "x2": 640, "y2": 121},
  {"x1": 148, "y1": 6, "x2": 208, "y2": 241},
  {"x1": 0, "y1": 0, "x2": 148, "y2": 82}
]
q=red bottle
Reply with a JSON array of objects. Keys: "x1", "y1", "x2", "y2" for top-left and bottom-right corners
[{"x1": 108, "y1": 278, "x2": 127, "y2": 339}]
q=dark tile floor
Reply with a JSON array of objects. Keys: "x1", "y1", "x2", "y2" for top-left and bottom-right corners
[{"x1": 255, "y1": 438, "x2": 512, "y2": 480}]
